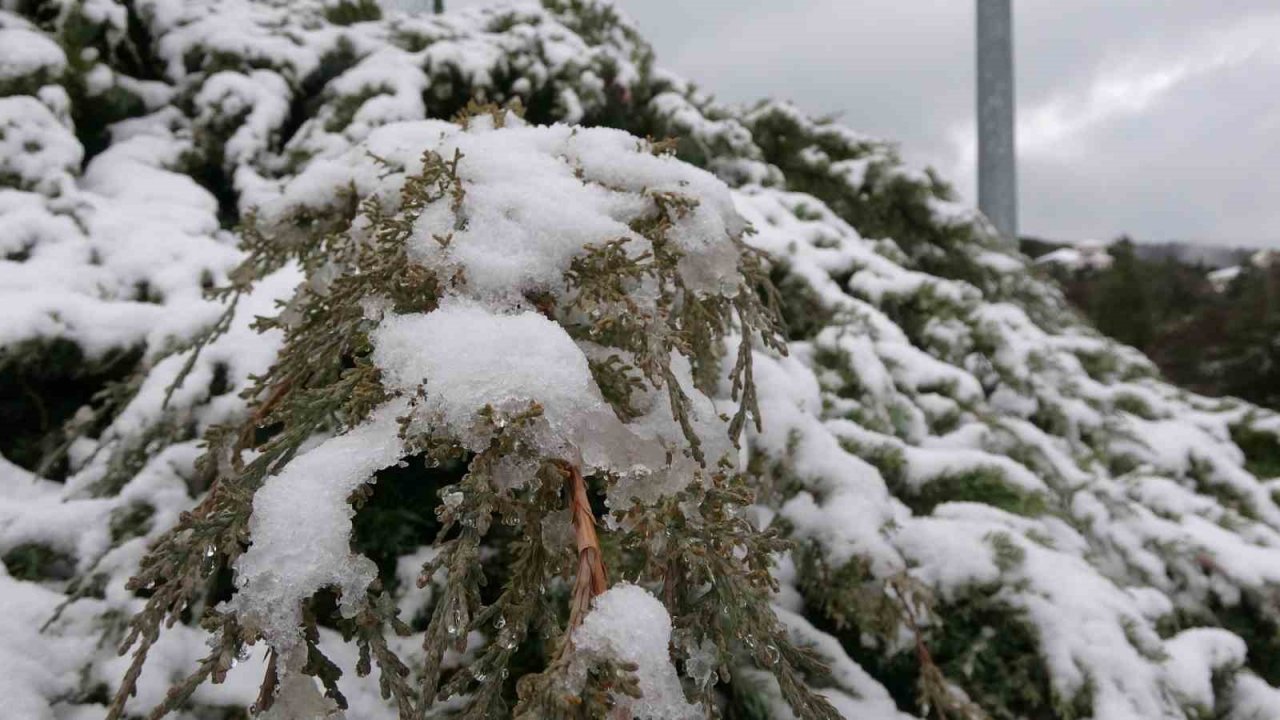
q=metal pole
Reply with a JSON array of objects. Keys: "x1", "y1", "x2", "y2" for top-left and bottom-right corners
[{"x1": 977, "y1": 0, "x2": 1018, "y2": 245}]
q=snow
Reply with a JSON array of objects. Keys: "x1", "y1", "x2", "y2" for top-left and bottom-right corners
[
  {"x1": 0, "y1": 570, "x2": 99, "y2": 720},
  {"x1": 1228, "y1": 672, "x2": 1280, "y2": 720},
  {"x1": 373, "y1": 301, "x2": 616, "y2": 459},
  {"x1": 405, "y1": 121, "x2": 744, "y2": 302},
  {"x1": 573, "y1": 583, "x2": 701, "y2": 720},
  {"x1": 0, "y1": 27, "x2": 66, "y2": 81},
  {"x1": 0, "y1": 101, "x2": 239, "y2": 359},
  {"x1": 1163, "y1": 628, "x2": 1246, "y2": 710},
  {"x1": 771, "y1": 608, "x2": 916, "y2": 720},
  {"x1": 232, "y1": 400, "x2": 409, "y2": 655},
  {"x1": 1034, "y1": 241, "x2": 1114, "y2": 272},
  {"x1": 0, "y1": 96, "x2": 82, "y2": 195},
  {"x1": 1208, "y1": 264, "x2": 1242, "y2": 292},
  {"x1": 371, "y1": 299, "x2": 723, "y2": 502}
]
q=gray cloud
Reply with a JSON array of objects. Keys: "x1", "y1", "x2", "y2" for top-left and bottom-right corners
[{"x1": 422, "y1": 0, "x2": 1280, "y2": 247}]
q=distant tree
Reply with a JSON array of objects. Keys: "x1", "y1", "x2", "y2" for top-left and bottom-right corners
[{"x1": 1090, "y1": 237, "x2": 1154, "y2": 349}]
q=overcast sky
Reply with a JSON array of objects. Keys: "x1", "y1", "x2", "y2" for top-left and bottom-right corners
[{"x1": 435, "y1": 1, "x2": 1280, "y2": 247}]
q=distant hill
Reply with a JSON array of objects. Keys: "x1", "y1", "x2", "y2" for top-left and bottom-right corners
[{"x1": 1022, "y1": 236, "x2": 1254, "y2": 269}]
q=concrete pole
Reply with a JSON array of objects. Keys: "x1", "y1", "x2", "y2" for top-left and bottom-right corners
[{"x1": 977, "y1": 0, "x2": 1018, "y2": 245}]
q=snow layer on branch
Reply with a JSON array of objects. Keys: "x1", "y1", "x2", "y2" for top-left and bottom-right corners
[
  {"x1": 373, "y1": 301, "x2": 615, "y2": 455},
  {"x1": 0, "y1": 96, "x2": 81, "y2": 195},
  {"x1": 0, "y1": 100, "x2": 238, "y2": 358},
  {"x1": 0, "y1": 27, "x2": 66, "y2": 82},
  {"x1": 735, "y1": 160, "x2": 1280, "y2": 717},
  {"x1": 262, "y1": 117, "x2": 746, "y2": 305},
  {"x1": 232, "y1": 400, "x2": 409, "y2": 653},
  {"x1": 414, "y1": 122, "x2": 744, "y2": 300},
  {"x1": 1163, "y1": 628, "x2": 1247, "y2": 711},
  {"x1": 768, "y1": 608, "x2": 914, "y2": 719},
  {"x1": 573, "y1": 583, "x2": 701, "y2": 720}
]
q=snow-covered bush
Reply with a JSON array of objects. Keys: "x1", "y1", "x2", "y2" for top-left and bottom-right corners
[{"x1": 3, "y1": 1, "x2": 1280, "y2": 719}]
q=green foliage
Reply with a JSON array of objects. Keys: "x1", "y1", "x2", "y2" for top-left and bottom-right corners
[
  {"x1": 793, "y1": 549, "x2": 986, "y2": 719},
  {"x1": 323, "y1": 85, "x2": 392, "y2": 132},
  {"x1": 104, "y1": 147, "x2": 457, "y2": 719},
  {"x1": 3, "y1": 542, "x2": 76, "y2": 581},
  {"x1": 349, "y1": 456, "x2": 454, "y2": 594},
  {"x1": 770, "y1": 261, "x2": 837, "y2": 341},
  {"x1": 744, "y1": 105, "x2": 991, "y2": 285},
  {"x1": 515, "y1": 647, "x2": 642, "y2": 718},
  {"x1": 1169, "y1": 592, "x2": 1280, "y2": 687},
  {"x1": 562, "y1": 187, "x2": 787, "y2": 459},
  {"x1": 0, "y1": 338, "x2": 142, "y2": 478},
  {"x1": 900, "y1": 467, "x2": 1049, "y2": 518},
  {"x1": 1090, "y1": 239, "x2": 1155, "y2": 350},
  {"x1": 322, "y1": 0, "x2": 382, "y2": 25},
  {"x1": 928, "y1": 591, "x2": 1087, "y2": 720},
  {"x1": 724, "y1": 676, "x2": 779, "y2": 720},
  {"x1": 798, "y1": 541, "x2": 1083, "y2": 720},
  {"x1": 1232, "y1": 422, "x2": 1280, "y2": 479},
  {"x1": 1113, "y1": 392, "x2": 1158, "y2": 420},
  {"x1": 8, "y1": 3, "x2": 1277, "y2": 718},
  {"x1": 109, "y1": 502, "x2": 155, "y2": 543}
]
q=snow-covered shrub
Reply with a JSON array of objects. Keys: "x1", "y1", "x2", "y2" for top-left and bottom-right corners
[
  {"x1": 3, "y1": 1, "x2": 1280, "y2": 719},
  {"x1": 108, "y1": 108, "x2": 841, "y2": 719}
]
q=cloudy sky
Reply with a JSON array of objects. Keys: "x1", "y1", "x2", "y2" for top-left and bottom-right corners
[{"x1": 436, "y1": 1, "x2": 1280, "y2": 247}]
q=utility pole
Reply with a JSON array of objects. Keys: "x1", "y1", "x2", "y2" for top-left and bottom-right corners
[{"x1": 977, "y1": 0, "x2": 1018, "y2": 245}]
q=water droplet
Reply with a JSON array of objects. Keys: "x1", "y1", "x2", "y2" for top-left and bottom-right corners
[
  {"x1": 446, "y1": 606, "x2": 468, "y2": 637},
  {"x1": 498, "y1": 629, "x2": 518, "y2": 649},
  {"x1": 762, "y1": 644, "x2": 779, "y2": 665}
]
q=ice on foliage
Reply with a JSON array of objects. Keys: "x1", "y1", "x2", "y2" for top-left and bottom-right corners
[
  {"x1": 258, "y1": 673, "x2": 345, "y2": 720},
  {"x1": 573, "y1": 583, "x2": 701, "y2": 720}
]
